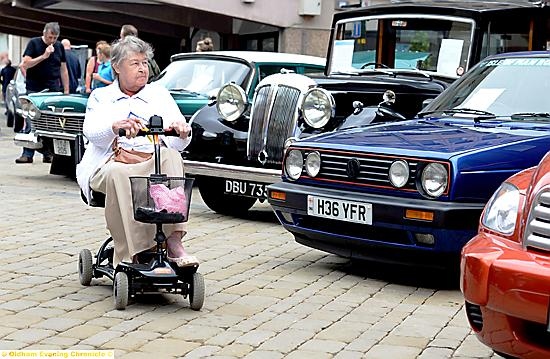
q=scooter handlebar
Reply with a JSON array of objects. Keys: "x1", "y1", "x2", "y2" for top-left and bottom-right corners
[{"x1": 118, "y1": 128, "x2": 179, "y2": 137}]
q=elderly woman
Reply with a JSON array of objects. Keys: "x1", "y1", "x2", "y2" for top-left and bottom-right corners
[{"x1": 76, "y1": 36, "x2": 197, "y2": 268}]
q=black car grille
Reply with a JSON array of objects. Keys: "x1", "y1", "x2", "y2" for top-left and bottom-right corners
[
  {"x1": 524, "y1": 191, "x2": 550, "y2": 252},
  {"x1": 34, "y1": 112, "x2": 85, "y2": 134},
  {"x1": 248, "y1": 84, "x2": 301, "y2": 165},
  {"x1": 310, "y1": 150, "x2": 419, "y2": 191}
]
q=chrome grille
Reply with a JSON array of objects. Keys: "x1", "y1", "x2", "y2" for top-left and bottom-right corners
[
  {"x1": 248, "y1": 85, "x2": 271, "y2": 158},
  {"x1": 310, "y1": 151, "x2": 418, "y2": 190},
  {"x1": 248, "y1": 84, "x2": 301, "y2": 165},
  {"x1": 524, "y1": 191, "x2": 550, "y2": 251},
  {"x1": 33, "y1": 112, "x2": 85, "y2": 134}
]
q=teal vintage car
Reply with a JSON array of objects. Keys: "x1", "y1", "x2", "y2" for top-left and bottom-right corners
[{"x1": 14, "y1": 51, "x2": 325, "y2": 177}]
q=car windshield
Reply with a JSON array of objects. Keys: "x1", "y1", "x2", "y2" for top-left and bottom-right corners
[
  {"x1": 421, "y1": 57, "x2": 550, "y2": 118},
  {"x1": 331, "y1": 15, "x2": 473, "y2": 77},
  {"x1": 154, "y1": 58, "x2": 250, "y2": 97}
]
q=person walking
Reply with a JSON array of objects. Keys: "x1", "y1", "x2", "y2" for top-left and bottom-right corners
[
  {"x1": 16, "y1": 22, "x2": 69, "y2": 164},
  {"x1": 61, "y1": 38, "x2": 82, "y2": 94},
  {"x1": 0, "y1": 57, "x2": 16, "y2": 113}
]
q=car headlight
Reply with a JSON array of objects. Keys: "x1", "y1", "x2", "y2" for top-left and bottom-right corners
[
  {"x1": 482, "y1": 182, "x2": 520, "y2": 235},
  {"x1": 216, "y1": 83, "x2": 247, "y2": 122},
  {"x1": 301, "y1": 88, "x2": 334, "y2": 129},
  {"x1": 389, "y1": 160, "x2": 409, "y2": 188},
  {"x1": 285, "y1": 150, "x2": 304, "y2": 180},
  {"x1": 421, "y1": 163, "x2": 448, "y2": 198},
  {"x1": 305, "y1": 151, "x2": 321, "y2": 177},
  {"x1": 19, "y1": 98, "x2": 40, "y2": 121}
]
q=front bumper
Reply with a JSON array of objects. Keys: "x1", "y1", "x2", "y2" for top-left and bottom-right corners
[
  {"x1": 183, "y1": 160, "x2": 280, "y2": 184},
  {"x1": 14, "y1": 132, "x2": 43, "y2": 149},
  {"x1": 268, "y1": 181, "x2": 484, "y2": 266},
  {"x1": 14, "y1": 130, "x2": 78, "y2": 149},
  {"x1": 461, "y1": 232, "x2": 550, "y2": 358}
]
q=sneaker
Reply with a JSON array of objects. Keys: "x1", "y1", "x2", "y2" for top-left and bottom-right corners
[
  {"x1": 15, "y1": 156, "x2": 33, "y2": 164},
  {"x1": 42, "y1": 155, "x2": 53, "y2": 164}
]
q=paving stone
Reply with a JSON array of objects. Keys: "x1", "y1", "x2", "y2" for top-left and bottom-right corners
[
  {"x1": 235, "y1": 329, "x2": 276, "y2": 346},
  {"x1": 4, "y1": 328, "x2": 56, "y2": 344},
  {"x1": 81, "y1": 330, "x2": 124, "y2": 346},
  {"x1": 298, "y1": 338, "x2": 346, "y2": 353},
  {"x1": 31, "y1": 317, "x2": 84, "y2": 332},
  {"x1": 59, "y1": 325, "x2": 106, "y2": 340},
  {"x1": 365, "y1": 344, "x2": 423, "y2": 358},
  {"x1": 139, "y1": 338, "x2": 200, "y2": 356},
  {"x1": 258, "y1": 329, "x2": 315, "y2": 353},
  {"x1": 285, "y1": 350, "x2": 333, "y2": 359},
  {"x1": 216, "y1": 343, "x2": 254, "y2": 357}
]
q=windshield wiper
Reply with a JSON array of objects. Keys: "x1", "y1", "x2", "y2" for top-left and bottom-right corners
[
  {"x1": 510, "y1": 112, "x2": 550, "y2": 120},
  {"x1": 444, "y1": 108, "x2": 496, "y2": 117},
  {"x1": 417, "y1": 108, "x2": 496, "y2": 119},
  {"x1": 168, "y1": 88, "x2": 202, "y2": 96}
]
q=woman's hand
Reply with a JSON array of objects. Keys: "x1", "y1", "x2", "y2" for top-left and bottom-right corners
[
  {"x1": 112, "y1": 117, "x2": 144, "y2": 138},
  {"x1": 167, "y1": 120, "x2": 191, "y2": 139}
]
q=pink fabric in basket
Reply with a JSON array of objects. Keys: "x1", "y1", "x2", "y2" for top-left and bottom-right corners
[{"x1": 149, "y1": 184, "x2": 187, "y2": 214}]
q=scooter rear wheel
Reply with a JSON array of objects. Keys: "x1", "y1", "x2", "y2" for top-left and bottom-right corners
[
  {"x1": 189, "y1": 272, "x2": 205, "y2": 311},
  {"x1": 114, "y1": 272, "x2": 129, "y2": 310},
  {"x1": 78, "y1": 249, "x2": 93, "y2": 286}
]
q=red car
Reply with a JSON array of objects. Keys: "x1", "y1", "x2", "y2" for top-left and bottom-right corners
[{"x1": 461, "y1": 151, "x2": 550, "y2": 358}]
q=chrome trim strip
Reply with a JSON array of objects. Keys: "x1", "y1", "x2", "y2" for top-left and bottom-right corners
[{"x1": 183, "y1": 160, "x2": 281, "y2": 184}]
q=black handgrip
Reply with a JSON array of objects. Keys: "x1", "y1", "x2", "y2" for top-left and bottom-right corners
[{"x1": 117, "y1": 128, "x2": 179, "y2": 137}]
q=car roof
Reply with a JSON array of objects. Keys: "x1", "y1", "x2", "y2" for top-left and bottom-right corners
[
  {"x1": 170, "y1": 51, "x2": 326, "y2": 66},
  {"x1": 335, "y1": 0, "x2": 545, "y2": 21},
  {"x1": 486, "y1": 50, "x2": 550, "y2": 59}
]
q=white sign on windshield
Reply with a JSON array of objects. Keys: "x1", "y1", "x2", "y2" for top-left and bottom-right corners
[
  {"x1": 437, "y1": 39, "x2": 464, "y2": 76},
  {"x1": 460, "y1": 88, "x2": 505, "y2": 111},
  {"x1": 331, "y1": 40, "x2": 355, "y2": 73}
]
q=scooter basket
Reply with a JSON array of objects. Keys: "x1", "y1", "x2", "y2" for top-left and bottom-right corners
[{"x1": 130, "y1": 176, "x2": 194, "y2": 224}]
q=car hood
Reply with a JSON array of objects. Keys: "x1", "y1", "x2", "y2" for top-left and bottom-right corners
[
  {"x1": 295, "y1": 118, "x2": 550, "y2": 160},
  {"x1": 35, "y1": 93, "x2": 89, "y2": 113}
]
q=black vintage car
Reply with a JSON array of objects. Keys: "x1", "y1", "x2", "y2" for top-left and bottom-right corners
[{"x1": 184, "y1": 0, "x2": 550, "y2": 215}]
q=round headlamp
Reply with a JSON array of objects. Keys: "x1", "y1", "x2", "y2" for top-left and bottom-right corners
[
  {"x1": 285, "y1": 150, "x2": 304, "y2": 180},
  {"x1": 421, "y1": 163, "x2": 448, "y2": 198},
  {"x1": 305, "y1": 151, "x2": 321, "y2": 177},
  {"x1": 389, "y1": 160, "x2": 409, "y2": 188},
  {"x1": 216, "y1": 83, "x2": 247, "y2": 122},
  {"x1": 19, "y1": 98, "x2": 40, "y2": 121},
  {"x1": 301, "y1": 88, "x2": 334, "y2": 129}
]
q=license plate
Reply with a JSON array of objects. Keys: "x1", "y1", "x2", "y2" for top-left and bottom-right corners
[
  {"x1": 53, "y1": 139, "x2": 71, "y2": 156},
  {"x1": 307, "y1": 195, "x2": 372, "y2": 225},
  {"x1": 225, "y1": 180, "x2": 267, "y2": 199}
]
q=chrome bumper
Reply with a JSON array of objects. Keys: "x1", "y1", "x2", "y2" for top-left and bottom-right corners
[
  {"x1": 35, "y1": 130, "x2": 78, "y2": 141},
  {"x1": 183, "y1": 160, "x2": 281, "y2": 183},
  {"x1": 14, "y1": 132, "x2": 43, "y2": 149}
]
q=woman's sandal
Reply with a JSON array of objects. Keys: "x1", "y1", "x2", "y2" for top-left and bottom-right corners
[{"x1": 167, "y1": 254, "x2": 199, "y2": 267}]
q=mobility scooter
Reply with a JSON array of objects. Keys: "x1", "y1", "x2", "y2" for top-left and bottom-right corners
[{"x1": 78, "y1": 115, "x2": 204, "y2": 310}]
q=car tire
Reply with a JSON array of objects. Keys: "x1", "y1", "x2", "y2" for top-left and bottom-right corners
[
  {"x1": 198, "y1": 177, "x2": 256, "y2": 215},
  {"x1": 6, "y1": 110, "x2": 14, "y2": 127}
]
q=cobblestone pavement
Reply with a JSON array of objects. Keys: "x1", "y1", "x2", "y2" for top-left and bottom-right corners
[{"x1": 0, "y1": 116, "x2": 501, "y2": 358}]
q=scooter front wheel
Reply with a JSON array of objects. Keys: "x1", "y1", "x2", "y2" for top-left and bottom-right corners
[
  {"x1": 114, "y1": 272, "x2": 129, "y2": 310},
  {"x1": 78, "y1": 249, "x2": 93, "y2": 286},
  {"x1": 189, "y1": 272, "x2": 205, "y2": 311}
]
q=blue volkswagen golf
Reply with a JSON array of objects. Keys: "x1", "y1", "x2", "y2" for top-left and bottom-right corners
[{"x1": 267, "y1": 52, "x2": 550, "y2": 268}]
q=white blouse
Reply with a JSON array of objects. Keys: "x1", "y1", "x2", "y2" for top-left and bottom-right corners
[{"x1": 76, "y1": 81, "x2": 192, "y2": 203}]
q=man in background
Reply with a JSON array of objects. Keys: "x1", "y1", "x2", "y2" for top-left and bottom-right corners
[
  {"x1": 0, "y1": 57, "x2": 16, "y2": 113},
  {"x1": 16, "y1": 21, "x2": 68, "y2": 164},
  {"x1": 61, "y1": 38, "x2": 82, "y2": 93}
]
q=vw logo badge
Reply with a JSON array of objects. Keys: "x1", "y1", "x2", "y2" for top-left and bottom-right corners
[{"x1": 346, "y1": 158, "x2": 361, "y2": 179}]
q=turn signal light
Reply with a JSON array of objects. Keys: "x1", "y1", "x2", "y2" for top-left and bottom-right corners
[
  {"x1": 405, "y1": 209, "x2": 434, "y2": 221},
  {"x1": 270, "y1": 191, "x2": 287, "y2": 201}
]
